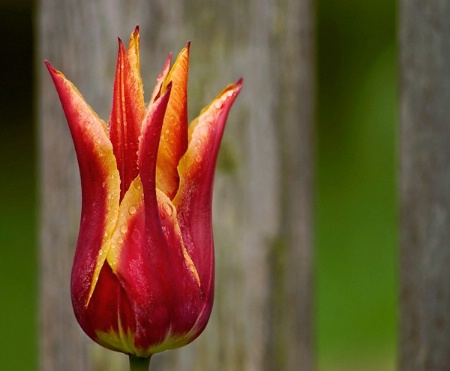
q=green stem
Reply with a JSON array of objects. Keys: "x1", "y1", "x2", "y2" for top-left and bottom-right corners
[{"x1": 129, "y1": 354, "x2": 151, "y2": 371}]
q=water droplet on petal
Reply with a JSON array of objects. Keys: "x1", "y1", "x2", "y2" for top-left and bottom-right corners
[
  {"x1": 195, "y1": 154, "x2": 202, "y2": 163},
  {"x1": 118, "y1": 237, "x2": 124, "y2": 244},
  {"x1": 204, "y1": 114, "x2": 212, "y2": 125},
  {"x1": 99, "y1": 249, "x2": 104, "y2": 256},
  {"x1": 197, "y1": 124, "x2": 210, "y2": 140},
  {"x1": 120, "y1": 224, "x2": 128, "y2": 234},
  {"x1": 129, "y1": 205, "x2": 137, "y2": 215},
  {"x1": 214, "y1": 100, "x2": 223, "y2": 109},
  {"x1": 111, "y1": 244, "x2": 116, "y2": 250}
]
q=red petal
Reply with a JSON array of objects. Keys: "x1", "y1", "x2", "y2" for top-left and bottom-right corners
[
  {"x1": 45, "y1": 61, "x2": 121, "y2": 325},
  {"x1": 115, "y1": 189, "x2": 204, "y2": 354},
  {"x1": 174, "y1": 79, "x2": 243, "y2": 293},
  {"x1": 138, "y1": 84, "x2": 172, "y2": 213},
  {"x1": 110, "y1": 33, "x2": 146, "y2": 200},
  {"x1": 85, "y1": 262, "x2": 136, "y2": 353}
]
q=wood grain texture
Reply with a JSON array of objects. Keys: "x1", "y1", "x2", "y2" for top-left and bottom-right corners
[
  {"x1": 37, "y1": 0, "x2": 314, "y2": 370},
  {"x1": 400, "y1": 1, "x2": 450, "y2": 369}
]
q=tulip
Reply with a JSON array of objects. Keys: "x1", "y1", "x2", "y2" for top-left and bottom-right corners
[{"x1": 46, "y1": 26, "x2": 242, "y2": 367}]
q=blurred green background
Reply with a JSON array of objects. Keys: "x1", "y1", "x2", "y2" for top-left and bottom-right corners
[
  {"x1": 316, "y1": 1, "x2": 396, "y2": 369},
  {"x1": 0, "y1": 0, "x2": 396, "y2": 369}
]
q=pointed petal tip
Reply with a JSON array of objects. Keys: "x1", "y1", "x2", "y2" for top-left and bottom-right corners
[
  {"x1": 44, "y1": 60, "x2": 53, "y2": 71},
  {"x1": 165, "y1": 52, "x2": 173, "y2": 68},
  {"x1": 130, "y1": 26, "x2": 140, "y2": 43},
  {"x1": 116, "y1": 37, "x2": 125, "y2": 53},
  {"x1": 45, "y1": 60, "x2": 62, "y2": 79},
  {"x1": 229, "y1": 78, "x2": 243, "y2": 96},
  {"x1": 222, "y1": 77, "x2": 243, "y2": 98},
  {"x1": 228, "y1": 78, "x2": 243, "y2": 98},
  {"x1": 179, "y1": 42, "x2": 190, "y2": 56}
]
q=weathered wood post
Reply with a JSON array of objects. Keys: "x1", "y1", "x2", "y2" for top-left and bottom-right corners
[
  {"x1": 400, "y1": 1, "x2": 450, "y2": 369},
  {"x1": 37, "y1": 0, "x2": 315, "y2": 370}
]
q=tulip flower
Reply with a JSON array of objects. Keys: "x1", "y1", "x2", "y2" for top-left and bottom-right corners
[{"x1": 46, "y1": 27, "x2": 242, "y2": 369}]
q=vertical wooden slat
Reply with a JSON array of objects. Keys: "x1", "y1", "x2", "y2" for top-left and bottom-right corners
[
  {"x1": 38, "y1": 0, "x2": 314, "y2": 370},
  {"x1": 400, "y1": 1, "x2": 450, "y2": 369}
]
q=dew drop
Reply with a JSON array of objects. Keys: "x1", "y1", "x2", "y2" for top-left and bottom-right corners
[
  {"x1": 129, "y1": 205, "x2": 137, "y2": 215},
  {"x1": 111, "y1": 244, "x2": 116, "y2": 250},
  {"x1": 118, "y1": 237, "x2": 124, "y2": 244},
  {"x1": 195, "y1": 154, "x2": 202, "y2": 163},
  {"x1": 197, "y1": 125, "x2": 210, "y2": 139},
  {"x1": 214, "y1": 100, "x2": 223, "y2": 109},
  {"x1": 99, "y1": 249, "x2": 104, "y2": 256},
  {"x1": 120, "y1": 224, "x2": 128, "y2": 234}
]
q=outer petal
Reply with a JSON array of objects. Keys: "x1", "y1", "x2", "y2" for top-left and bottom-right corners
[
  {"x1": 109, "y1": 30, "x2": 146, "y2": 200},
  {"x1": 45, "y1": 62, "x2": 121, "y2": 338},
  {"x1": 174, "y1": 79, "x2": 243, "y2": 312},
  {"x1": 156, "y1": 44, "x2": 190, "y2": 199}
]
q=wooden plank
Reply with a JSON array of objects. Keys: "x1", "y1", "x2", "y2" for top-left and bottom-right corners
[
  {"x1": 400, "y1": 1, "x2": 450, "y2": 369},
  {"x1": 37, "y1": 0, "x2": 314, "y2": 369}
]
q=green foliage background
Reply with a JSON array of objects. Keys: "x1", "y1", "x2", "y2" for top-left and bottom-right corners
[
  {"x1": 316, "y1": 1, "x2": 397, "y2": 368},
  {"x1": 0, "y1": 0, "x2": 396, "y2": 369}
]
